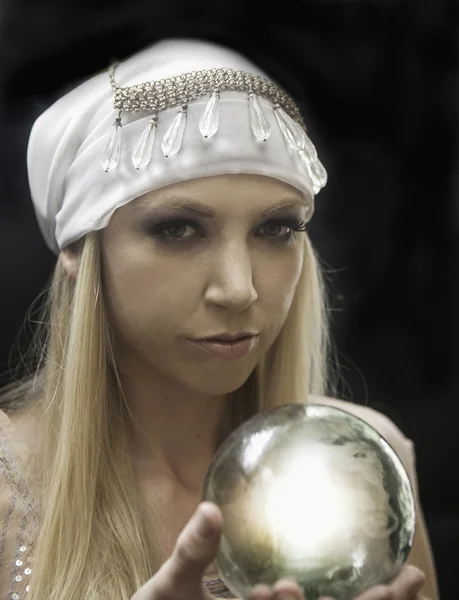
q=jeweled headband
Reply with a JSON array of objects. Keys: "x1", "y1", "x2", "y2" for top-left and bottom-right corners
[
  {"x1": 27, "y1": 38, "x2": 328, "y2": 255},
  {"x1": 102, "y1": 64, "x2": 327, "y2": 194}
]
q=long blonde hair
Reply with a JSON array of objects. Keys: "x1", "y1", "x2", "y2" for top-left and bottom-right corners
[{"x1": 0, "y1": 228, "x2": 332, "y2": 599}]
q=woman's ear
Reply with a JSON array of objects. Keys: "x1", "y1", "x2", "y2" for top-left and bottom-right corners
[{"x1": 60, "y1": 244, "x2": 82, "y2": 278}]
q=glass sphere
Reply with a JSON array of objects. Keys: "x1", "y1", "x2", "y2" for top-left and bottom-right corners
[{"x1": 203, "y1": 403, "x2": 416, "y2": 600}]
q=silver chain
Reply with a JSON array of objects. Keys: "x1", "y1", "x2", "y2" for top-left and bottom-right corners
[{"x1": 108, "y1": 64, "x2": 305, "y2": 127}]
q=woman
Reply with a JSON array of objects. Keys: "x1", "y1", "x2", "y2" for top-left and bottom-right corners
[{"x1": 0, "y1": 38, "x2": 438, "y2": 600}]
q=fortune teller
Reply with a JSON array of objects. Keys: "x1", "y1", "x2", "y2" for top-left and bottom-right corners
[{"x1": 0, "y1": 38, "x2": 438, "y2": 600}]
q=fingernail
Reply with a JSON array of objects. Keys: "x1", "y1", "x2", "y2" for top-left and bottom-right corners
[{"x1": 195, "y1": 503, "x2": 213, "y2": 537}]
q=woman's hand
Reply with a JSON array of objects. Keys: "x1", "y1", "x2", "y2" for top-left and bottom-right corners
[
  {"x1": 320, "y1": 565, "x2": 426, "y2": 600},
  {"x1": 246, "y1": 565, "x2": 426, "y2": 600},
  {"x1": 130, "y1": 502, "x2": 425, "y2": 600},
  {"x1": 130, "y1": 502, "x2": 306, "y2": 600}
]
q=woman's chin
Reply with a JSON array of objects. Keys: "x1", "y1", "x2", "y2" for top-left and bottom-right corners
[{"x1": 184, "y1": 367, "x2": 255, "y2": 397}]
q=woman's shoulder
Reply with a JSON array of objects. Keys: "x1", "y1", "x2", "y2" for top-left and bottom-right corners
[
  {"x1": 0, "y1": 407, "x2": 28, "y2": 471},
  {"x1": 309, "y1": 395, "x2": 414, "y2": 468},
  {"x1": 0, "y1": 406, "x2": 39, "y2": 457},
  {"x1": 0, "y1": 407, "x2": 15, "y2": 441},
  {"x1": 0, "y1": 406, "x2": 38, "y2": 494},
  {"x1": 0, "y1": 406, "x2": 39, "y2": 510}
]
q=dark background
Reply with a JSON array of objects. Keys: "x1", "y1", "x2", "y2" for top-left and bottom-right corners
[{"x1": 0, "y1": 0, "x2": 457, "y2": 597}]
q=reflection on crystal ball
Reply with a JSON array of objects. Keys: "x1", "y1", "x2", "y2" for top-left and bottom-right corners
[{"x1": 203, "y1": 403, "x2": 416, "y2": 600}]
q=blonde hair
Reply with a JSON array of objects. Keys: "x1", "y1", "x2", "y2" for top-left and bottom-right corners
[{"x1": 0, "y1": 229, "x2": 332, "y2": 600}]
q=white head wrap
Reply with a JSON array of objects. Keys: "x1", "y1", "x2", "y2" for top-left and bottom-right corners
[{"x1": 27, "y1": 38, "x2": 321, "y2": 255}]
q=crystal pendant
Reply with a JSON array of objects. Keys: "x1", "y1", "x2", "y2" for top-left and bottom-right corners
[
  {"x1": 310, "y1": 158, "x2": 328, "y2": 188},
  {"x1": 100, "y1": 114, "x2": 122, "y2": 172},
  {"x1": 305, "y1": 159, "x2": 328, "y2": 195},
  {"x1": 297, "y1": 133, "x2": 318, "y2": 164},
  {"x1": 199, "y1": 92, "x2": 220, "y2": 138},
  {"x1": 132, "y1": 117, "x2": 157, "y2": 170},
  {"x1": 248, "y1": 93, "x2": 271, "y2": 141},
  {"x1": 304, "y1": 133, "x2": 317, "y2": 163},
  {"x1": 274, "y1": 107, "x2": 305, "y2": 152},
  {"x1": 285, "y1": 117, "x2": 317, "y2": 163},
  {"x1": 161, "y1": 107, "x2": 187, "y2": 157},
  {"x1": 305, "y1": 162, "x2": 321, "y2": 194}
]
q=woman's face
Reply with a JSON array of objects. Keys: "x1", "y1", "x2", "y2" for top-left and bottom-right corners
[{"x1": 100, "y1": 174, "x2": 311, "y2": 395}]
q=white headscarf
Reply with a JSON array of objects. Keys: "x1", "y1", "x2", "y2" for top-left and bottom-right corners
[{"x1": 27, "y1": 38, "x2": 318, "y2": 255}]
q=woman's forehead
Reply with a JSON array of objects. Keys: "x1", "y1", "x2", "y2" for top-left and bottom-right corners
[{"x1": 131, "y1": 174, "x2": 310, "y2": 212}]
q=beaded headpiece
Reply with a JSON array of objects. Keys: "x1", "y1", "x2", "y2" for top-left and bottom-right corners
[
  {"x1": 101, "y1": 64, "x2": 327, "y2": 194},
  {"x1": 27, "y1": 38, "x2": 328, "y2": 255}
]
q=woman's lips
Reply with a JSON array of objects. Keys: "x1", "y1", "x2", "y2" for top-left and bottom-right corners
[{"x1": 186, "y1": 335, "x2": 259, "y2": 360}]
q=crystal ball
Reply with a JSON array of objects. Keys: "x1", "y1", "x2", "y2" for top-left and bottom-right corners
[{"x1": 203, "y1": 403, "x2": 416, "y2": 600}]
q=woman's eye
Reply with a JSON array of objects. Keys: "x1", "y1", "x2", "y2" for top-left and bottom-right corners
[
  {"x1": 150, "y1": 219, "x2": 200, "y2": 242},
  {"x1": 258, "y1": 219, "x2": 308, "y2": 240},
  {"x1": 149, "y1": 217, "x2": 308, "y2": 244},
  {"x1": 260, "y1": 223, "x2": 289, "y2": 237}
]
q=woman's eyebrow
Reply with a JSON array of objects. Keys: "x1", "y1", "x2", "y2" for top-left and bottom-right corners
[
  {"x1": 136, "y1": 196, "x2": 309, "y2": 218},
  {"x1": 262, "y1": 199, "x2": 308, "y2": 217}
]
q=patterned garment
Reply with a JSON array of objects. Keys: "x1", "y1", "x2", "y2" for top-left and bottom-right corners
[
  {"x1": 0, "y1": 410, "x2": 39, "y2": 600},
  {"x1": 0, "y1": 409, "x2": 236, "y2": 599},
  {"x1": 203, "y1": 576, "x2": 237, "y2": 598}
]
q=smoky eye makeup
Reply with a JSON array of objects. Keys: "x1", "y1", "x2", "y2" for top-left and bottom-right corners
[
  {"x1": 138, "y1": 201, "x2": 310, "y2": 244},
  {"x1": 141, "y1": 204, "x2": 307, "y2": 224},
  {"x1": 142, "y1": 216, "x2": 309, "y2": 248},
  {"x1": 141, "y1": 211, "x2": 201, "y2": 232},
  {"x1": 144, "y1": 209, "x2": 305, "y2": 228}
]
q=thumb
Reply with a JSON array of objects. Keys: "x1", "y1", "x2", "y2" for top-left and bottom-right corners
[{"x1": 167, "y1": 502, "x2": 223, "y2": 589}]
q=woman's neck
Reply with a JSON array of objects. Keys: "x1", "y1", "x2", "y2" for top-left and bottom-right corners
[{"x1": 121, "y1": 368, "x2": 229, "y2": 492}]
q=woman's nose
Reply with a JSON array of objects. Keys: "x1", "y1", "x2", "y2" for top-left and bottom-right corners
[{"x1": 204, "y1": 244, "x2": 258, "y2": 312}]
